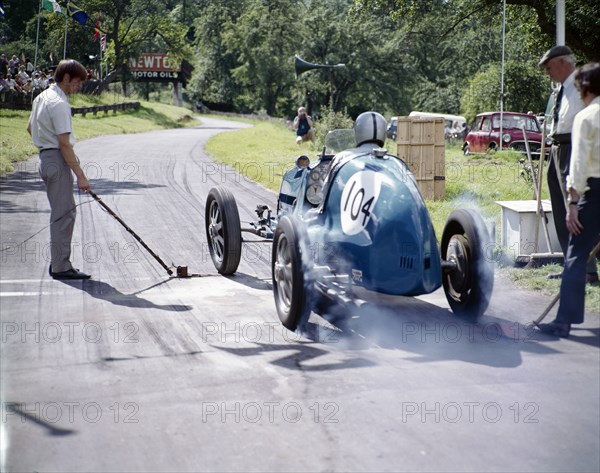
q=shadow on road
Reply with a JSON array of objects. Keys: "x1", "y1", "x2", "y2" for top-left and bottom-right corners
[
  {"x1": 2, "y1": 403, "x2": 76, "y2": 437},
  {"x1": 0, "y1": 169, "x2": 167, "y2": 215},
  {"x1": 224, "y1": 272, "x2": 272, "y2": 291},
  {"x1": 58, "y1": 279, "x2": 192, "y2": 312},
  {"x1": 296, "y1": 295, "x2": 563, "y2": 368},
  {"x1": 213, "y1": 342, "x2": 376, "y2": 372}
]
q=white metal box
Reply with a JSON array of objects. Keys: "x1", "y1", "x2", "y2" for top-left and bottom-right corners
[{"x1": 495, "y1": 200, "x2": 562, "y2": 257}]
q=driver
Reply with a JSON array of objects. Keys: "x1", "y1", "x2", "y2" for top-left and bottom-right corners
[{"x1": 333, "y1": 111, "x2": 387, "y2": 162}]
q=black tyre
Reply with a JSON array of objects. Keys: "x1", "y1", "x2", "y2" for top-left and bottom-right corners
[
  {"x1": 272, "y1": 215, "x2": 312, "y2": 331},
  {"x1": 463, "y1": 144, "x2": 470, "y2": 156},
  {"x1": 205, "y1": 187, "x2": 242, "y2": 275},
  {"x1": 441, "y1": 209, "x2": 494, "y2": 318}
]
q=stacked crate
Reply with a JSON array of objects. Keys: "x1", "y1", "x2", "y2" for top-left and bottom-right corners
[{"x1": 395, "y1": 117, "x2": 445, "y2": 200}]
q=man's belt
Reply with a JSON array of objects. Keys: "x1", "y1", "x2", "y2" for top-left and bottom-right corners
[{"x1": 551, "y1": 133, "x2": 571, "y2": 145}]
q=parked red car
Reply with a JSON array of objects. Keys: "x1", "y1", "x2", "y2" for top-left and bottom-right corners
[{"x1": 462, "y1": 112, "x2": 544, "y2": 155}]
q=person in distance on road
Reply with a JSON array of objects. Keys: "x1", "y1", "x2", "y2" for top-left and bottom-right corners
[{"x1": 27, "y1": 59, "x2": 92, "y2": 280}]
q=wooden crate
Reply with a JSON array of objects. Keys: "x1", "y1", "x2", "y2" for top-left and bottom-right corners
[{"x1": 396, "y1": 117, "x2": 445, "y2": 200}]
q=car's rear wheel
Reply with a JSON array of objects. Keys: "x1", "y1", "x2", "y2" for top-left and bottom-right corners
[
  {"x1": 205, "y1": 187, "x2": 242, "y2": 275},
  {"x1": 272, "y1": 216, "x2": 312, "y2": 331},
  {"x1": 441, "y1": 209, "x2": 494, "y2": 318}
]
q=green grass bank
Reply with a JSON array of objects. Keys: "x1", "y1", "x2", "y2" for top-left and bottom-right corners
[{"x1": 0, "y1": 93, "x2": 196, "y2": 174}]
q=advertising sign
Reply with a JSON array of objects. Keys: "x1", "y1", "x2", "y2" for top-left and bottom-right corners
[{"x1": 128, "y1": 53, "x2": 181, "y2": 81}]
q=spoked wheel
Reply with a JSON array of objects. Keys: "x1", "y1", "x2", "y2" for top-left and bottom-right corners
[
  {"x1": 441, "y1": 209, "x2": 494, "y2": 318},
  {"x1": 205, "y1": 187, "x2": 242, "y2": 275},
  {"x1": 272, "y1": 216, "x2": 312, "y2": 331}
]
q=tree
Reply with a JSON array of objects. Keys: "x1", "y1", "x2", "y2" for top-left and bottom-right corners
[
  {"x1": 352, "y1": 0, "x2": 600, "y2": 62},
  {"x1": 221, "y1": 0, "x2": 298, "y2": 115},
  {"x1": 187, "y1": 0, "x2": 244, "y2": 110},
  {"x1": 297, "y1": 0, "x2": 414, "y2": 117},
  {"x1": 461, "y1": 61, "x2": 549, "y2": 121},
  {"x1": 82, "y1": 1, "x2": 192, "y2": 70}
]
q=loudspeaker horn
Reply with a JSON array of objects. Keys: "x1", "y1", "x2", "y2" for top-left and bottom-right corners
[{"x1": 294, "y1": 55, "x2": 345, "y2": 78}]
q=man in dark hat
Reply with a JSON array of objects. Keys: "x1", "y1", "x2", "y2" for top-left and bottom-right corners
[{"x1": 539, "y1": 45, "x2": 598, "y2": 282}]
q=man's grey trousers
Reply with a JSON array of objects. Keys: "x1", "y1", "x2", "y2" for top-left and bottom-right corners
[{"x1": 39, "y1": 149, "x2": 75, "y2": 273}]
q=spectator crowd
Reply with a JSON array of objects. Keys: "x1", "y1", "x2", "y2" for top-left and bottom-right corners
[
  {"x1": 0, "y1": 53, "x2": 58, "y2": 106},
  {"x1": 0, "y1": 53, "x2": 97, "y2": 107}
]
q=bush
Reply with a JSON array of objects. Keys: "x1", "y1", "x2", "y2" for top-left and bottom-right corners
[{"x1": 313, "y1": 105, "x2": 354, "y2": 150}]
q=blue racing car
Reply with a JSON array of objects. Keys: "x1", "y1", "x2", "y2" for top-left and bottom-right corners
[{"x1": 205, "y1": 112, "x2": 494, "y2": 331}]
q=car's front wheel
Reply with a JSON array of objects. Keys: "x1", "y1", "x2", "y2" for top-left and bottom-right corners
[
  {"x1": 272, "y1": 216, "x2": 312, "y2": 331},
  {"x1": 205, "y1": 187, "x2": 242, "y2": 275},
  {"x1": 463, "y1": 143, "x2": 470, "y2": 156}
]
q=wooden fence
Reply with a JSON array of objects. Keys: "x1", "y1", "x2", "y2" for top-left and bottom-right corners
[{"x1": 71, "y1": 102, "x2": 140, "y2": 116}]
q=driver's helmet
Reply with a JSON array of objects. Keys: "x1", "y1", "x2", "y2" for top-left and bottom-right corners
[{"x1": 355, "y1": 111, "x2": 387, "y2": 147}]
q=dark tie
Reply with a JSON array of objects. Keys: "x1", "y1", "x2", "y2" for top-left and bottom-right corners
[{"x1": 551, "y1": 85, "x2": 563, "y2": 134}]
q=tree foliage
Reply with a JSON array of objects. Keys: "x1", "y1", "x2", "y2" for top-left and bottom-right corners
[
  {"x1": 352, "y1": 0, "x2": 600, "y2": 62},
  {"x1": 1, "y1": 0, "x2": 192, "y2": 73},
  {"x1": 461, "y1": 61, "x2": 548, "y2": 122},
  {"x1": 2, "y1": 0, "x2": 594, "y2": 120}
]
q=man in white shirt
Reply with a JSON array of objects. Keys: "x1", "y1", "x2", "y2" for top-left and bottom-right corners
[
  {"x1": 27, "y1": 59, "x2": 92, "y2": 280},
  {"x1": 539, "y1": 45, "x2": 596, "y2": 281},
  {"x1": 17, "y1": 65, "x2": 29, "y2": 84},
  {"x1": 538, "y1": 62, "x2": 600, "y2": 337}
]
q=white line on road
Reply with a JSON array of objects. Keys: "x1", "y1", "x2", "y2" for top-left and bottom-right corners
[{"x1": 0, "y1": 292, "x2": 52, "y2": 297}]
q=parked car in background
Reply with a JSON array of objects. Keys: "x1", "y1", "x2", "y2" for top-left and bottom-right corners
[
  {"x1": 386, "y1": 116, "x2": 398, "y2": 140},
  {"x1": 409, "y1": 111, "x2": 467, "y2": 141},
  {"x1": 462, "y1": 112, "x2": 544, "y2": 156}
]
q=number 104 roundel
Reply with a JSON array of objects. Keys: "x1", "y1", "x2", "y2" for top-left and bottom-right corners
[{"x1": 340, "y1": 170, "x2": 383, "y2": 236}]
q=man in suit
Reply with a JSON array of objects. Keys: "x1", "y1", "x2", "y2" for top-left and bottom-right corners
[{"x1": 539, "y1": 45, "x2": 598, "y2": 283}]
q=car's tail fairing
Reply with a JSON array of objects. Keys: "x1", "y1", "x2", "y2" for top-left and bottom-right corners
[{"x1": 314, "y1": 152, "x2": 442, "y2": 296}]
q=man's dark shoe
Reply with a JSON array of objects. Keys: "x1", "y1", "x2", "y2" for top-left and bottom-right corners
[
  {"x1": 546, "y1": 271, "x2": 563, "y2": 280},
  {"x1": 586, "y1": 272, "x2": 599, "y2": 284},
  {"x1": 536, "y1": 321, "x2": 571, "y2": 338},
  {"x1": 50, "y1": 268, "x2": 91, "y2": 280}
]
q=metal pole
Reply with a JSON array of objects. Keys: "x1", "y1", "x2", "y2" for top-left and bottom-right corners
[
  {"x1": 556, "y1": 0, "x2": 565, "y2": 46},
  {"x1": 99, "y1": 38, "x2": 103, "y2": 80},
  {"x1": 499, "y1": 0, "x2": 506, "y2": 151},
  {"x1": 534, "y1": 126, "x2": 547, "y2": 247},
  {"x1": 63, "y1": 14, "x2": 68, "y2": 59},
  {"x1": 34, "y1": 0, "x2": 42, "y2": 70},
  {"x1": 522, "y1": 125, "x2": 553, "y2": 254}
]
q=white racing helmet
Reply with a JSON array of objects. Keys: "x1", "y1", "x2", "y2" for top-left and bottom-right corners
[{"x1": 355, "y1": 111, "x2": 387, "y2": 147}]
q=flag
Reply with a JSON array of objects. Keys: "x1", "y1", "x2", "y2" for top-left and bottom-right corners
[
  {"x1": 93, "y1": 21, "x2": 101, "y2": 41},
  {"x1": 42, "y1": 0, "x2": 62, "y2": 14},
  {"x1": 67, "y1": 1, "x2": 88, "y2": 25},
  {"x1": 100, "y1": 34, "x2": 107, "y2": 52}
]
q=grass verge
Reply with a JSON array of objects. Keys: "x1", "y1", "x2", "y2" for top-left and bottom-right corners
[
  {"x1": 205, "y1": 119, "x2": 315, "y2": 191},
  {"x1": 0, "y1": 93, "x2": 196, "y2": 175}
]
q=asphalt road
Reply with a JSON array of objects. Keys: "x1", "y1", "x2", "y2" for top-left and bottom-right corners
[{"x1": 1, "y1": 117, "x2": 599, "y2": 473}]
